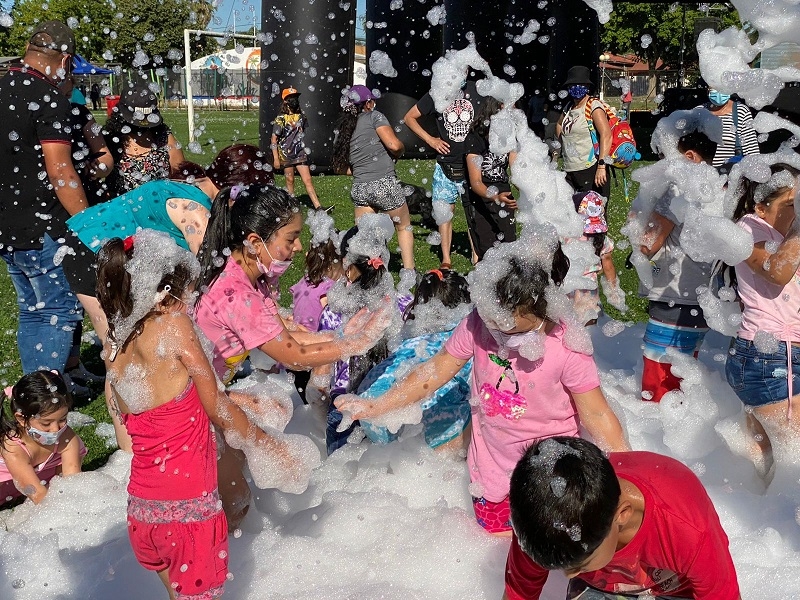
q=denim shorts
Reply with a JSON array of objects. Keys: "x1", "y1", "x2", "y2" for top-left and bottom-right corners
[{"x1": 725, "y1": 337, "x2": 800, "y2": 407}]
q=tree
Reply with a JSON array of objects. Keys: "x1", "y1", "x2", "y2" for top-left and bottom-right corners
[
  {"x1": 601, "y1": 3, "x2": 741, "y2": 72},
  {"x1": 0, "y1": 0, "x2": 214, "y2": 68}
]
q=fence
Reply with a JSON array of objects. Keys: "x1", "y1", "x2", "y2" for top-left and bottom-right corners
[{"x1": 599, "y1": 68, "x2": 701, "y2": 111}]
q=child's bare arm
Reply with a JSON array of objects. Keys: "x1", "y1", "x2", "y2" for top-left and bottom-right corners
[
  {"x1": 572, "y1": 387, "x2": 629, "y2": 452},
  {"x1": 0, "y1": 444, "x2": 49, "y2": 503},
  {"x1": 601, "y1": 252, "x2": 617, "y2": 285},
  {"x1": 335, "y1": 348, "x2": 467, "y2": 420},
  {"x1": 58, "y1": 428, "x2": 83, "y2": 475}
]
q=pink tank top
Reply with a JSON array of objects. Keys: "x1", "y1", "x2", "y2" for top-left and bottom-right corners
[
  {"x1": 0, "y1": 436, "x2": 87, "y2": 503},
  {"x1": 122, "y1": 380, "x2": 218, "y2": 501}
]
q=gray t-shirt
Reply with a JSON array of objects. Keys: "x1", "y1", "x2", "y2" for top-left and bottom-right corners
[
  {"x1": 638, "y1": 199, "x2": 712, "y2": 306},
  {"x1": 349, "y1": 110, "x2": 396, "y2": 184}
]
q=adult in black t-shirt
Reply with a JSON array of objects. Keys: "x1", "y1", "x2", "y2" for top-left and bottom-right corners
[
  {"x1": 0, "y1": 21, "x2": 89, "y2": 375},
  {"x1": 404, "y1": 80, "x2": 481, "y2": 267},
  {"x1": 464, "y1": 97, "x2": 518, "y2": 260}
]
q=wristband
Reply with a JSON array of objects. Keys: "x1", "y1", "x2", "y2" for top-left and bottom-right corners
[{"x1": 597, "y1": 163, "x2": 606, "y2": 168}]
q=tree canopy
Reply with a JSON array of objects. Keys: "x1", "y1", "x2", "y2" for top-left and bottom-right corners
[
  {"x1": 0, "y1": 0, "x2": 214, "y2": 68},
  {"x1": 601, "y1": 3, "x2": 741, "y2": 72}
]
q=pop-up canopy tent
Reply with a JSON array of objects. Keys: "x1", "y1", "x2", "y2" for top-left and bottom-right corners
[{"x1": 72, "y1": 54, "x2": 113, "y2": 75}]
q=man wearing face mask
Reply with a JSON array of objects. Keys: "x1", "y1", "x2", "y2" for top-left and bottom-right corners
[
  {"x1": 704, "y1": 88, "x2": 760, "y2": 169},
  {"x1": 0, "y1": 21, "x2": 89, "y2": 379},
  {"x1": 556, "y1": 65, "x2": 612, "y2": 198}
]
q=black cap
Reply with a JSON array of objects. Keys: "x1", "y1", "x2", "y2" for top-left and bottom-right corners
[
  {"x1": 564, "y1": 66, "x2": 592, "y2": 86},
  {"x1": 29, "y1": 20, "x2": 75, "y2": 55},
  {"x1": 118, "y1": 83, "x2": 163, "y2": 128}
]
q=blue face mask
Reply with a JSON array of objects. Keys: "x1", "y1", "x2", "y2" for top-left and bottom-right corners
[
  {"x1": 708, "y1": 91, "x2": 731, "y2": 106},
  {"x1": 568, "y1": 85, "x2": 589, "y2": 99}
]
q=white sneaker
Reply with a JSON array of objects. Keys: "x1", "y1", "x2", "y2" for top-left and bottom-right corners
[{"x1": 67, "y1": 361, "x2": 105, "y2": 385}]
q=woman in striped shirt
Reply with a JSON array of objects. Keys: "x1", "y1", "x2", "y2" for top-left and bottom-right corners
[{"x1": 706, "y1": 89, "x2": 760, "y2": 168}]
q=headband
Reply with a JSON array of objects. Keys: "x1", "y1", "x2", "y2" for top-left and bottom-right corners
[
  {"x1": 367, "y1": 257, "x2": 384, "y2": 269},
  {"x1": 123, "y1": 236, "x2": 134, "y2": 252},
  {"x1": 428, "y1": 269, "x2": 444, "y2": 281}
]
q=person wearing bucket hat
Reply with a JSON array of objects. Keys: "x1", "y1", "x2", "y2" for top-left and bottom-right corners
[
  {"x1": 556, "y1": 65, "x2": 612, "y2": 198},
  {"x1": 0, "y1": 19, "x2": 90, "y2": 380},
  {"x1": 330, "y1": 85, "x2": 416, "y2": 273},
  {"x1": 271, "y1": 86, "x2": 322, "y2": 209},
  {"x1": 103, "y1": 81, "x2": 185, "y2": 196}
]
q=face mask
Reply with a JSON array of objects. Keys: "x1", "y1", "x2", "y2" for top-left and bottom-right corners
[
  {"x1": 28, "y1": 423, "x2": 67, "y2": 446},
  {"x1": 708, "y1": 91, "x2": 731, "y2": 106},
  {"x1": 487, "y1": 319, "x2": 545, "y2": 349},
  {"x1": 256, "y1": 236, "x2": 292, "y2": 277},
  {"x1": 568, "y1": 85, "x2": 589, "y2": 99}
]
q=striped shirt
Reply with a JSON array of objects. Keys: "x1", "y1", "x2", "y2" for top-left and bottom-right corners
[{"x1": 710, "y1": 102, "x2": 760, "y2": 168}]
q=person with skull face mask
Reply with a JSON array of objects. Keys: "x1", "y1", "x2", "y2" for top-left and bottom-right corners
[
  {"x1": 404, "y1": 75, "x2": 482, "y2": 268},
  {"x1": 0, "y1": 21, "x2": 89, "y2": 380},
  {"x1": 556, "y1": 66, "x2": 612, "y2": 198}
]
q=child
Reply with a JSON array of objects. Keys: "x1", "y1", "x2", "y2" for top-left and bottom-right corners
[
  {"x1": 568, "y1": 191, "x2": 625, "y2": 325},
  {"x1": 359, "y1": 268, "x2": 474, "y2": 451},
  {"x1": 290, "y1": 209, "x2": 344, "y2": 332},
  {"x1": 336, "y1": 241, "x2": 628, "y2": 534},
  {"x1": 632, "y1": 131, "x2": 716, "y2": 402},
  {"x1": 319, "y1": 217, "x2": 412, "y2": 454},
  {"x1": 0, "y1": 370, "x2": 86, "y2": 506},
  {"x1": 96, "y1": 230, "x2": 316, "y2": 599},
  {"x1": 504, "y1": 437, "x2": 740, "y2": 600},
  {"x1": 271, "y1": 87, "x2": 322, "y2": 209}
]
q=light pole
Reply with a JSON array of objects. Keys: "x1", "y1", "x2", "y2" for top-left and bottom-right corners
[{"x1": 599, "y1": 53, "x2": 611, "y2": 101}]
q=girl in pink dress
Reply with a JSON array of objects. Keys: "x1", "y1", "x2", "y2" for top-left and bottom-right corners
[{"x1": 0, "y1": 370, "x2": 86, "y2": 507}]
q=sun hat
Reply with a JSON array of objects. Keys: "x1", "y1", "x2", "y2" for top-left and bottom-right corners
[
  {"x1": 118, "y1": 83, "x2": 163, "y2": 128},
  {"x1": 29, "y1": 20, "x2": 75, "y2": 55},
  {"x1": 563, "y1": 65, "x2": 592, "y2": 87}
]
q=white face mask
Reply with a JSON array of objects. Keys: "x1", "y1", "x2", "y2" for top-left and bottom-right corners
[
  {"x1": 28, "y1": 423, "x2": 67, "y2": 446},
  {"x1": 487, "y1": 318, "x2": 545, "y2": 349}
]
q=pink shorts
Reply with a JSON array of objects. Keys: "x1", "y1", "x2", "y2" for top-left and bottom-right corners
[
  {"x1": 127, "y1": 493, "x2": 228, "y2": 600},
  {"x1": 472, "y1": 495, "x2": 512, "y2": 534}
]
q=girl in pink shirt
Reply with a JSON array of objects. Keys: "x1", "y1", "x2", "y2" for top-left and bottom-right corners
[
  {"x1": 336, "y1": 242, "x2": 628, "y2": 534},
  {"x1": 0, "y1": 370, "x2": 85, "y2": 507},
  {"x1": 726, "y1": 163, "x2": 800, "y2": 482}
]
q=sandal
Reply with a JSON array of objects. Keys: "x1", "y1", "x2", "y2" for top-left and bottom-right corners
[{"x1": 439, "y1": 262, "x2": 451, "y2": 269}]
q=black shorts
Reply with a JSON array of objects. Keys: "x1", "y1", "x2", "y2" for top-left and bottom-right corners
[
  {"x1": 62, "y1": 241, "x2": 98, "y2": 297},
  {"x1": 565, "y1": 162, "x2": 611, "y2": 199},
  {"x1": 464, "y1": 188, "x2": 517, "y2": 260}
]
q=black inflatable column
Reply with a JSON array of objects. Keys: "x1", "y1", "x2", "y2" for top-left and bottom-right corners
[
  {"x1": 548, "y1": 0, "x2": 600, "y2": 97},
  {"x1": 365, "y1": 0, "x2": 443, "y2": 158},
  {"x1": 443, "y1": 0, "x2": 512, "y2": 73},
  {"x1": 259, "y1": 0, "x2": 356, "y2": 170}
]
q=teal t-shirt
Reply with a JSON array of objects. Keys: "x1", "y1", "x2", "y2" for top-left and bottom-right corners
[{"x1": 67, "y1": 180, "x2": 212, "y2": 252}]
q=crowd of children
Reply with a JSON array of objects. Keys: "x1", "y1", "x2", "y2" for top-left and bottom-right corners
[{"x1": 7, "y1": 74, "x2": 788, "y2": 600}]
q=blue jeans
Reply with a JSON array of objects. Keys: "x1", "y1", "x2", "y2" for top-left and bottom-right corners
[
  {"x1": 725, "y1": 337, "x2": 800, "y2": 407},
  {"x1": 0, "y1": 235, "x2": 83, "y2": 374}
]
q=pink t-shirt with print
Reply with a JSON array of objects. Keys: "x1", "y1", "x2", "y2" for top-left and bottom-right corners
[
  {"x1": 444, "y1": 309, "x2": 601, "y2": 502},
  {"x1": 735, "y1": 213, "x2": 800, "y2": 341},
  {"x1": 195, "y1": 259, "x2": 284, "y2": 383}
]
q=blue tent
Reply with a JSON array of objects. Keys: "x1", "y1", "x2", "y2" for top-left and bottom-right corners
[{"x1": 72, "y1": 54, "x2": 113, "y2": 75}]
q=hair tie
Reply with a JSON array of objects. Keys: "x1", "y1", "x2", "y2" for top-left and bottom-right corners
[
  {"x1": 123, "y1": 236, "x2": 134, "y2": 252},
  {"x1": 367, "y1": 257, "x2": 384, "y2": 269},
  {"x1": 428, "y1": 269, "x2": 444, "y2": 281},
  {"x1": 230, "y1": 185, "x2": 243, "y2": 202},
  {"x1": 4, "y1": 386, "x2": 13, "y2": 399}
]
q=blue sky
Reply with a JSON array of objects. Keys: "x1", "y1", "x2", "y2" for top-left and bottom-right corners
[{"x1": 211, "y1": 0, "x2": 366, "y2": 37}]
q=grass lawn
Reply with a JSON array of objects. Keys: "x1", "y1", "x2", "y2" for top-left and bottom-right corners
[{"x1": 0, "y1": 107, "x2": 647, "y2": 477}]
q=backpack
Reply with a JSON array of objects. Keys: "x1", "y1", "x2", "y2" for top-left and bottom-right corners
[{"x1": 584, "y1": 98, "x2": 638, "y2": 169}]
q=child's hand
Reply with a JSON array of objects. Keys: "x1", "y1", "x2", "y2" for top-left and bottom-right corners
[
  {"x1": 601, "y1": 276, "x2": 628, "y2": 313},
  {"x1": 334, "y1": 393, "x2": 379, "y2": 421}
]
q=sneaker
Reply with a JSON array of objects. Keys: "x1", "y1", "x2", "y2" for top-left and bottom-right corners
[
  {"x1": 63, "y1": 373, "x2": 91, "y2": 401},
  {"x1": 67, "y1": 361, "x2": 105, "y2": 385}
]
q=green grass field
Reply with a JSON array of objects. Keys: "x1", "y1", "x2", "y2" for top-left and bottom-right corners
[{"x1": 0, "y1": 108, "x2": 646, "y2": 479}]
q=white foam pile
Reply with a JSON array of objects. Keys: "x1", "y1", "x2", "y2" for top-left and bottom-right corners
[{"x1": 3, "y1": 321, "x2": 799, "y2": 598}]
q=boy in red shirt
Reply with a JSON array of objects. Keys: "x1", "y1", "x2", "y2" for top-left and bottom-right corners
[{"x1": 504, "y1": 437, "x2": 740, "y2": 600}]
